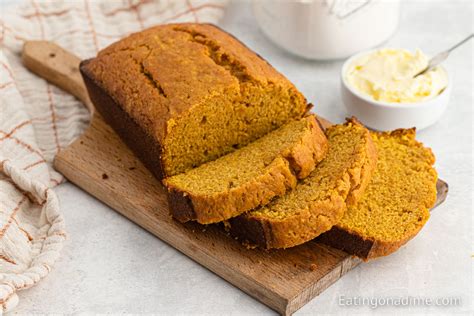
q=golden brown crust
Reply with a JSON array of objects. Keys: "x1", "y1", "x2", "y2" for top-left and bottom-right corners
[
  {"x1": 230, "y1": 119, "x2": 378, "y2": 249},
  {"x1": 345, "y1": 119, "x2": 378, "y2": 206},
  {"x1": 84, "y1": 23, "x2": 295, "y2": 135},
  {"x1": 282, "y1": 116, "x2": 329, "y2": 179},
  {"x1": 317, "y1": 220, "x2": 428, "y2": 261},
  {"x1": 239, "y1": 196, "x2": 347, "y2": 249},
  {"x1": 165, "y1": 116, "x2": 328, "y2": 224},
  {"x1": 80, "y1": 61, "x2": 167, "y2": 180}
]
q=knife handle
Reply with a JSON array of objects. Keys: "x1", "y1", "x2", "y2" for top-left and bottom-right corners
[{"x1": 22, "y1": 41, "x2": 94, "y2": 114}]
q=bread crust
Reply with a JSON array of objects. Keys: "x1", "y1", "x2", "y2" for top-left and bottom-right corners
[
  {"x1": 81, "y1": 60, "x2": 166, "y2": 180},
  {"x1": 165, "y1": 115, "x2": 328, "y2": 224},
  {"x1": 231, "y1": 197, "x2": 347, "y2": 249},
  {"x1": 316, "y1": 225, "x2": 425, "y2": 261}
]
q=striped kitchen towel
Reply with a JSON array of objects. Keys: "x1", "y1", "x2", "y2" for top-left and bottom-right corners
[{"x1": 0, "y1": 0, "x2": 227, "y2": 312}]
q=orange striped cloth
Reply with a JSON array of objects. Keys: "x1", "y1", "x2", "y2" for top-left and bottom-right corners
[{"x1": 0, "y1": 0, "x2": 227, "y2": 312}]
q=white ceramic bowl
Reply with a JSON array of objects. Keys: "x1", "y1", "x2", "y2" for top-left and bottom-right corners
[{"x1": 340, "y1": 51, "x2": 452, "y2": 131}]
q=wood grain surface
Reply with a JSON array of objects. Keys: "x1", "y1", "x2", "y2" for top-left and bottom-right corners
[{"x1": 23, "y1": 41, "x2": 448, "y2": 316}]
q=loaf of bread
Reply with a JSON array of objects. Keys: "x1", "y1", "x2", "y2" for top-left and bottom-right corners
[
  {"x1": 164, "y1": 115, "x2": 328, "y2": 224},
  {"x1": 318, "y1": 128, "x2": 437, "y2": 260},
  {"x1": 229, "y1": 119, "x2": 377, "y2": 249},
  {"x1": 80, "y1": 23, "x2": 309, "y2": 179}
]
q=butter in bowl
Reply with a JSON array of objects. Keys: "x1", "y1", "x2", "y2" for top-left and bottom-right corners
[{"x1": 341, "y1": 48, "x2": 451, "y2": 131}]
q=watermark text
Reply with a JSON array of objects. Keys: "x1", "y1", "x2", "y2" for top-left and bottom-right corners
[{"x1": 338, "y1": 295, "x2": 462, "y2": 309}]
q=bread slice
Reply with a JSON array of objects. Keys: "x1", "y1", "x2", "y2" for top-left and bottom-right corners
[
  {"x1": 164, "y1": 115, "x2": 328, "y2": 224},
  {"x1": 318, "y1": 128, "x2": 437, "y2": 260},
  {"x1": 229, "y1": 118, "x2": 377, "y2": 249}
]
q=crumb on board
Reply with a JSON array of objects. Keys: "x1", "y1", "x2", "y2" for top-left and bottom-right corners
[
  {"x1": 245, "y1": 243, "x2": 258, "y2": 250},
  {"x1": 222, "y1": 220, "x2": 231, "y2": 232},
  {"x1": 101, "y1": 173, "x2": 109, "y2": 180},
  {"x1": 241, "y1": 240, "x2": 258, "y2": 250},
  {"x1": 310, "y1": 263, "x2": 318, "y2": 271}
]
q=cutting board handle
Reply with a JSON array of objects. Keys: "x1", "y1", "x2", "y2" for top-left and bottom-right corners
[{"x1": 22, "y1": 41, "x2": 94, "y2": 114}]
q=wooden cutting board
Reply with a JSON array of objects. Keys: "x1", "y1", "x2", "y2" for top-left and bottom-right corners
[{"x1": 23, "y1": 41, "x2": 449, "y2": 316}]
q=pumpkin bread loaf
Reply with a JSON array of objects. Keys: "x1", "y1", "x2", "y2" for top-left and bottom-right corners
[
  {"x1": 318, "y1": 128, "x2": 437, "y2": 260},
  {"x1": 164, "y1": 115, "x2": 328, "y2": 224},
  {"x1": 80, "y1": 23, "x2": 309, "y2": 179},
  {"x1": 229, "y1": 119, "x2": 377, "y2": 249}
]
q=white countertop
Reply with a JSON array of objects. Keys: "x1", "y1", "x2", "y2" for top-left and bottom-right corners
[{"x1": 14, "y1": 1, "x2": 473, "y2": 315}]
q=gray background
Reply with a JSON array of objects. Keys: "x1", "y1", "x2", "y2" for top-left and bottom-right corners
[{"x1": 6, "y1": 0, "x2": 473, "y2": 314}]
